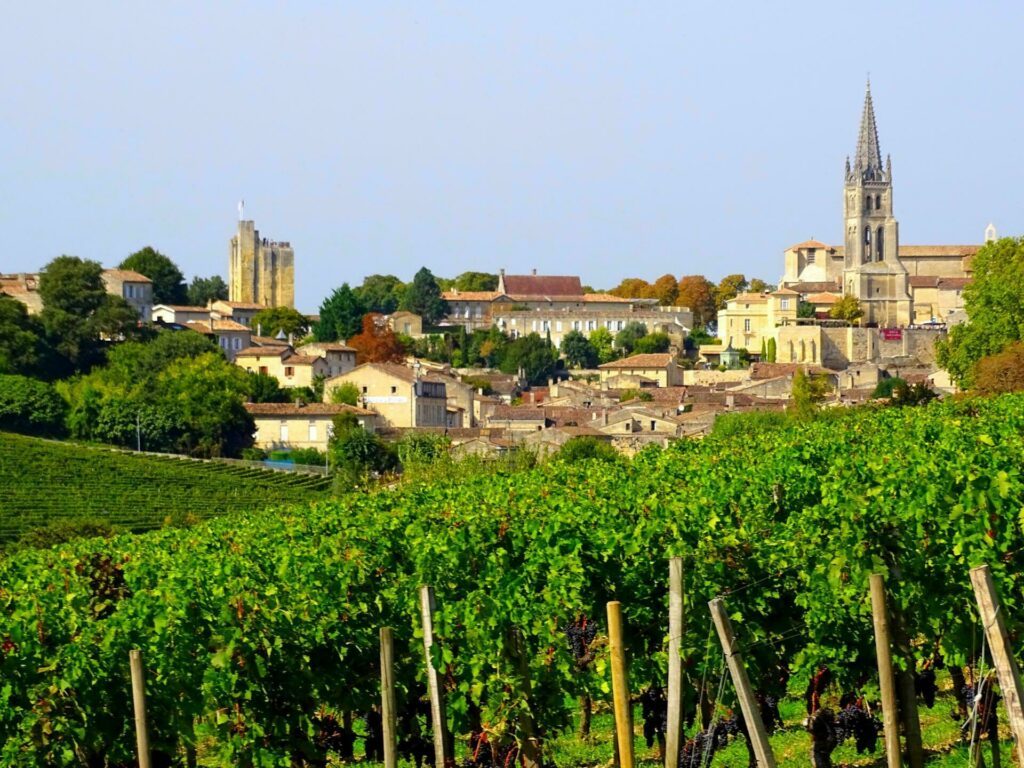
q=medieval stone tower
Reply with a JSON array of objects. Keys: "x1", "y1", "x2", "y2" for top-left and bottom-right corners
[
  {"x1": 229, "y1": 220, "x2": 295, "y2": 308},
  {"x1": 842, "y1": 83, "x2": 912, "y2": 326}
]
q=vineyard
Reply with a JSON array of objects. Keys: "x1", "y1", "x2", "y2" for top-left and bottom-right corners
[
  {"x1": 0, "y1": 433, "x2": 332, "y2": 542},
  {"x1": 1, "y1": 395, "x2": 1024, "y2": 767}
]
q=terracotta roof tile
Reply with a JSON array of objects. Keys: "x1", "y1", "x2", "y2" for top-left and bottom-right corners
[
  {"x1": 788, "y1": 239, "x2": 831, "y2": 250},
  {"x1": 502, "y1": 274, "x2": 583, "y2": 295},
  {"x1": 245, "y1": 402, "x2": 374, "y2": 416},
  {"x1": 184, "y1": 319, "x2": 250, "y2": 332},
  {"x1": 598, "y1": 353, "x2": 677, "y2": 369},
  {"x1": 102, "y1": 269, "x2": 152, "y2": 282}
]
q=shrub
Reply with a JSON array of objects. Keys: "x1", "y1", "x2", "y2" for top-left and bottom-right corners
[
  {"x1": 555, "y1": 437, "x2": 620, "y2": 463},
  {"x1": 0, "y1": 374, "x2": 67, "y2": 437}
]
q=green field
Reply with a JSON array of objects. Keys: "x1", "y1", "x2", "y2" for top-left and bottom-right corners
[{"x1": 0, "y1": 432, "x2": 331, "y2": 541}]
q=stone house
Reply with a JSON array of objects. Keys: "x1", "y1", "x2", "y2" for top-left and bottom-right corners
[
  {"x1": 246, "y1": 402, "x2": 378, "y2": 452},
  {"x1": 386, "y1": 311, "x2": 424, "y2": 338},
  {"x1": 211, "y1": 300, "x2": 265, "y2": 328},
  {"x1": 235, "y1": 345, "x2": 330, "y2": 388},
  {"x1": 598, "y1": 353, "x2": 684, "y2": 387},
  {"x1": 152, "y1": 304, "x2": 212, "y2": 324},
  {"x1": 297, "y1": 342, "x2": 357, "y2": 379},
  {"x1": 322, "y1": 363, "x2": 448, "y2": 428},
  {"x1": 715, "y1": 290, "x2": 798, "y2": 354},
  {"x1": 184, "y1": 319, "x2": 252, "y2": 362},
  {"x1": 101, "y1": 269, "x2": 153, "y2": 319}
]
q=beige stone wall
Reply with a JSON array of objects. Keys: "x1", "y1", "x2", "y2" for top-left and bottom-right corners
[
  {"x1": 253, "y1": 414, "x2": 335, "y2": 451},
  {"x1": 236, "y1": 352, "x2": 328, "y2": 388},
  {"x1": 229, "y1": 221, "x2": 295, "y2": 308},
  {"x1": 681, "y1": 369, "x2": 749, "y2": 386},
  {"x1": 324, "y1": 366, "x2": 448, "y2": 428},
  {"x1": 902, "y1": 256, "x2": 970, "y2": 278}
]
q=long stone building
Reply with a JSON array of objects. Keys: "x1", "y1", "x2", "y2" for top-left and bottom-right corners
[{"x1": 228, "y1": 219, "x2": 295, "y2": 308}]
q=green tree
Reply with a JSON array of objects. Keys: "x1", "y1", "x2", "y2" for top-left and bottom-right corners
[
  {"x1": 560, "y1": 330, "x2": 598, "y2": 368},
  {"x1": 401, "y1": 267, "x2": 448, "y2": 324},
  {"x1": 791, "y1": 368, "x2": 830, "y2": 417},
  {"x1": 588, "y1": 327, "x2": 616, "y2": 364},
  {"x1": 937, "y1": 237, "x2": 1024, "y2": 388},
  {"x1": 330, "y1": 427, "x2": 396, "y2": 482},
  {"x1": 797, "y1": 301, "x2": 817, "y2": 319},
  {"x1": 120, "y1": 246, "x2": 187, "y2": 304},
  {"x1": 39, "y1": 255, "x2": 142, "y2": 373},
  {"x1": 315, "y1": 284, "x2": 366, "y2": 342},
  {"x1": 499, "y1": 333, "x2": 558, "y2": 385},
  {"x1": 0, "y1": 375, "x2": 67, "y2": 437},
  {"x1": 453, "y1": 272, "x2": 499, "y2": 292},
  {"x1": 251, "y1": 306, "x2": 309, "y2": 338},
  {"x1": 555, "y1": 436, "x2": 620, "y2": 463},
  {"x1": 329, "y1": 381, "x2": 362, "y2": 406},
  {"x1": 186, "y1": 275, "x2": 228, "y2": 307},
  {"x1": 246, "y1": 372, "x2": 289, "y2": 403},
  {"x1": 0, "y1": 295, "x2": 48, "y2": 376},
  {"x1": 715, "y1": 274, "x2": 748, "y2": 310},
  {"x1": 766, "y1": 337, "x2": 777, "y2": 363},
  {"x1": 355, "y1": 274, "x2": 405, "y2": 314},
  {"x1": 615, "y1": 322, "x2": 648, "y2": 355},
  {"x1": 829, "y1": 295, "x2": 864, "y2": 323},
  {"x1": 749, "y1": 278, "x2": 771, "y2": 293},
  {"x1": 633, "y1": 332, "x2": 670, "y2": 354}
]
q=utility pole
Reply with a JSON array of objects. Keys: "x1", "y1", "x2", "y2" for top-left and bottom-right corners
[{"x1": 136, "y1": 412, "x2": 142, "y2": 452}]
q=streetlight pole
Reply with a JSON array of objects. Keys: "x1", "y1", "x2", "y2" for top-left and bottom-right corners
[{"x1": 136, "y1": 412, "x2": 142, "y2": 452}]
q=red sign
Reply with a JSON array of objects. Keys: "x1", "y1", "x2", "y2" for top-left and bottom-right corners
[{"x1": 880, "y1": 328, "x2": 902, "y2": 341}]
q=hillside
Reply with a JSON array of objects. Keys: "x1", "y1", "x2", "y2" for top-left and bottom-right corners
[{"x1": 0, "y1": 432, "x2": 331, "y2": 541}]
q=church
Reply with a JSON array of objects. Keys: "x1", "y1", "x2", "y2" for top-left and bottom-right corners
[{"x1": 778, "y1": 83, "x2": 981, "y2": 327}]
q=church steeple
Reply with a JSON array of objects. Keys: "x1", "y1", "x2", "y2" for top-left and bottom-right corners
[{"x1": 848, "y1": 80, "x2": 886, "y2": 183}]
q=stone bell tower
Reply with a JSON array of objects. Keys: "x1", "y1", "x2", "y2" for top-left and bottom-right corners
[{"x1": 842, "y1": 82, "x2": 911, "y2": 326}]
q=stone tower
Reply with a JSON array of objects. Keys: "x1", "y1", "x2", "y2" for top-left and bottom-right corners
[
  {"x1": 842, "y1": 83, "x2": 911, "y2": 326},
  {"x1": 229, "y1": 220, "x2": 295, "y2": 308}
]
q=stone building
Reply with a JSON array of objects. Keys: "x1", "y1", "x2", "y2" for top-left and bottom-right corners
[
  {"x1": 229, "y1": 219, "x2": 295, "y2": 308},
  {"x1": 101, "y1": 269, "x2": 153, "y2": 319}
]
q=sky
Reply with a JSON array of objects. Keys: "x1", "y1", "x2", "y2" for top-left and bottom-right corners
[{"x1": 2, "y1": 2, "x2": 1021, "y2": 312}]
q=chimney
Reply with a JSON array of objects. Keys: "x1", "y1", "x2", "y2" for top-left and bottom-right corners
[{"x1": 531, "y1": 268, "x2": 537, "y2": 276}]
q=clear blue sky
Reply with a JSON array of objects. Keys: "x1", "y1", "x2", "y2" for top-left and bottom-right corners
[{"x1": 2, "y1": 2, "x2": 1020, "y2": 311}]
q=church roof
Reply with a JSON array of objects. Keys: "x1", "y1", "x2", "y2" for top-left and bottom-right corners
[
  {"x1": 788, "y1": 239, "x2": 831, "y2": 251},
  {"x1": 854, "y1": 82, "x2": 884, "y2": 179},
  {"x1": 500, "y1": 274, "x2": 583, "y2": 296}
]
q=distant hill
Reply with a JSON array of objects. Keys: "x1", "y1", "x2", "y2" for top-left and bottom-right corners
[{"x1": 0, "y1": 433, "x2": 331, "y2": 543}]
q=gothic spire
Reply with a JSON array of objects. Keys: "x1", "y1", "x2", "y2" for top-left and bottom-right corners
[{"x1": 854, "y1": 81, "x2": 883, "y2": 180}]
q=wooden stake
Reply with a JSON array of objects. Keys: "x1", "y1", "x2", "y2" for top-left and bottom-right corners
[
  {"x1": 420, "y1": 586, "x2": 451, "y2": 768},
  {"x1": 869, "y1": 573, "x2": 902, "y2": 768},
  {"x1": 380, "y1": 627, "x2": 398, "y2": 768},
  {"x1": 607, "y1": 601, "x2": 635, "y2": 768},
  {"x1": 509, "y1": 629, "x2": 542, "y2": 768},
  {"x1": 708, "y1": 598, "x2": 776, "y2": 768},
  {"x1": 970, "y1": 564, "x2": 1024, "y2": 767},
  {"x1": 129, "y1": 649, "x2": 151, "y2": 768},
  {"x1": 665, "y1": 557, "x2": 685, "y2": 768}
]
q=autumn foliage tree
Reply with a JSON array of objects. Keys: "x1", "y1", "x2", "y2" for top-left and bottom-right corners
[
  {"x1": 651, "y1": 274, "x2": 679, "y2": 306},
  {"x1": 677, "y1": 275, "x2": 716, "y2": 329},
  {"x1": 347, "y1": 314, "x2": 406, "y2": 364},
  {"x1": 609, "y1": 278, "x2": 653, "y2": 299},
  {"x1": 972, "y1": 341, "x2": 1024, "y2": 396}
]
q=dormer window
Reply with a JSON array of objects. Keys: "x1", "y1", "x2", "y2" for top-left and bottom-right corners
[{"x1": 806, "y1": 249, "x2": 816, "y2": 264}]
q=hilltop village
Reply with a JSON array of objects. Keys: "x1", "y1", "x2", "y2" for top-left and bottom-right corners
[{"x1": 0, "y1": 87, "x2": 996, "y2": 461}]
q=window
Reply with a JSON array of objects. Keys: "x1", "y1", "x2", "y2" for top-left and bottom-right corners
[
  {"x1": 390, "y1": 386, "x2": 397, "y2": 394},
  {"x1": 781, "y1": 299, "x2": 790, "y2": 310},
  {"x1": 617, "y1": 320, "x2": 625, "y2": 330},
  {"x1": 542, "y1": 320, "x2": 550, "y2": 331},
  {"x1": 259, "y1": 366, "x2": 268, "y2": 375},
  {"x1": 556, "y1": 321, "x2": 562, "y2": 332},
  {"x1": 744, "y1": 319, "x2": 751, "y2": 332},
  {"x1": 362, "y1": 386, "x2": 368, "y2": 393},
  {"x1": 280, "y1": 421, "x2": 289, "y2": 442},
  {"x1": 877, "y1": 226, "x2": 884, "y2": 260},
  {"x1": 650, "y1": 420, "x2": 656, "y2": 432},
  {"x1": 285, "y1": 366, "x2": 295, "y2": 377},
  {"x1": 806, "y1": 249, "x2": 816, "y2": 264},
  {"x1": 308, "y1": 421, "x2": 318, "y2": 442},
  {"x1": 875, "y1": 194, "x2": 881, "y2": 209},
  {"x1": 220, "y1": 337, "x2": 228, "y2": 348},
  {"x1": 233, "y1": 337, "x2": 242, "y2": 350},
  {"x1": 572, "y1": 320, "x2": 581, "y2": 331},
  {"x1": 587, "y1": 320, "x2": 596, "y2": 331}
]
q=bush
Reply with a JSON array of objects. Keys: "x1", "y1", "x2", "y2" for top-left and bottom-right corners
[
  {"x1": 712, "y1": 410, "x2": 790, "y2": 438},
  {"x1": 0, "y1": 374, "x2": 67, "y2": 437},
  {"x1": 555, "y1": 437, "x2": 620, "y2": 463},
  {"x1": 241, "y1": 447, "x2": 268, "y2": 461},
  {"x1": 872, "y1": 376, "x2": 907, "y2": 399},
  {"x1": 15, "y1": 519, "x2": 117, "y2": 550},
  {"x1": 619, "y1": 388, "x2": 654, "y2": 402},
  {"x1": 288, "y1": 447, "x2": 327, "y2": 466}
]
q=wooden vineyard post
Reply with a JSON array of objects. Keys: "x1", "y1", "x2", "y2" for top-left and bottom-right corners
[
  {"x1": 509, "y1": 629, "x2": 542, "y2": 768},
  {"x1": 869, "y1": 573, "x2": 902, "y2": 768},
  {"x1": 380, "y1": 627, "x2": 398, "y2": 768},
  {"x1": 708, "y1": 598, "x2": 777, "y2": 768},
  {"x1": 129, "y1": 650, "x2": 151, "y2": 768},
  {"x1": 665, "y1": 557, "x2": 685, "y2": 768},
  {"x1": 970, "y1": 564, "x2": 1024, "y2": 766},
  {"x1": 607, "y1": 601, "x2": 635, "y2": 768},
  {"x1": 420, "y1": 586, "x2": 451, "y2": 768}
]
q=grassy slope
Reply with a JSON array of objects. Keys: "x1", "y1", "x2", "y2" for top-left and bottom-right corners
[{"x1": 0, "y1": 432, "x2": 331, "y2": 541}]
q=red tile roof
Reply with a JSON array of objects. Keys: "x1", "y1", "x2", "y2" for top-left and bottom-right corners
[
  {"x1": 102, "y1": 269, "x2": 152, "y2": 283},
  {"x1": 598, "y1": 353, "x2": 677, "y2": 369},
  {"x1": 788, "y1": 240, "x2": 831, "y2": 250},
  {"x1": 502, "y1": 274, "x2": 583, "y2": 295},
  {"x1": 245, "y1": 402, "x2": 374, "y2": 416}
]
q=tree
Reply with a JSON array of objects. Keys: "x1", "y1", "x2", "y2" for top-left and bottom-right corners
[
  {"x1": 766, "y1": 337, "x2": 777, "y2": 363},
  {"x1": 329, "y1": 381, "x2": 362, "y2": 406},
  {"x1": 555, "y1": 436, "x2": 620, "y2": 463},
  {"x1": 634, "y1": 333, "x2": 670, "y2": 354},
  {"x1": 348, "y1": 314, "x2": 406, "y2": 364},
  {"x1": 972, "y1": 341, "x2": 1024, "y2": 396},
  {"x1": 937, "y1": 237, "x2": 1024, "y2": 388},
  {"x1": 791, "y1": 368, "x2": 830, "y2": 417},
  {"x1": 749, "y1": 278, "x2": 771, "y2": 294},
  {"x1": 246, "y1": 372, "x2": 289, "y2": 403},
  {"x1": 453, "y1": 272, "x2": 499, "y2": 292},
  {"x1": 560, "y1": 330, "x2": 598, "y2": 369},
  {"x1": 588, "y1": 327, "x2": 616, "y2": 364},
  {"x1": 0, "y1": 295, "x2": 48, "y2": 377},
  {"x1": 330, "y1": 426, "x2": 396, "y2": 482},
  {"x1": 829, "y1": 295, "x2": 864, "y2": 323},
  {"x1": 499, "y1": 333, "x2": 558, "y2": 385},
  {"x1": 797, "y1": 301, "x2": 817, "y2": 319},
  {"x1": 401, "y1": 267, "x2": 447, "y2": 325},
  {"x1": 356, "y1": 275, "x2": 405, "y2": 315},
  {"x1": 715, "y1": 274, "x2": 748, "y2": 310},
  {"x1": 251, "y1": 306, "x2": 309, "y2": 338},
  {"x1": 615, "y1": 322, "x2": 648, "y2": 355},
  {"x1": 120, "y1": 246, "x2": 186, "y2": 304},
  {"x1": 187, "y1": 275, "x2": 228, "y2": 307},
  {"x1": 38, "y1": 255, "x2": 142, "y2": 373},
  {"x1": 651, "y1": 274, "x2": 680, "y2": 306},
  {"x1": 609, "y1": 278, "x2": 653, "y2": 299},
  {"x1": 315, "y1": 284, "x2": 366, "y2": 342},
  {"x1": 0, "y1": 375, "x2": 67, "y2": 437},
  {"x1": 677, "y1": 275, "x2": 717, "y2": 329}
]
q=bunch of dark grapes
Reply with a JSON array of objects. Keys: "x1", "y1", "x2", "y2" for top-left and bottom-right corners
[
  {"x1": 757, "y1": 693, "x2": 784, "y2": 733},
  {"x1": 678, "y1": 716, "x2": 743, "y2": 768},
  {"x1": 564, "y1": 616, "x2": 597, "y2": 665},
  {"x1": 833, "y1": 703, "x2": 881, "y2": 754},
  {"x1": 957, "y1": 678, "x2": 999, "y2": 739},
  {"x1": 312, "y1": 713, "x2": 355, "y2": 760},
  {"x1": 364, "y1": 709, "x2": 384, "y2": 762},
  {"x1": 75, "y1": 553, "x2": 130, "y2": 618},
  {"x1": 915, "y1": 668, "x2": 938, "y2": 708},
  {"x1": 640, "y1": 686, "x2": 668, "y2": 747}
]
